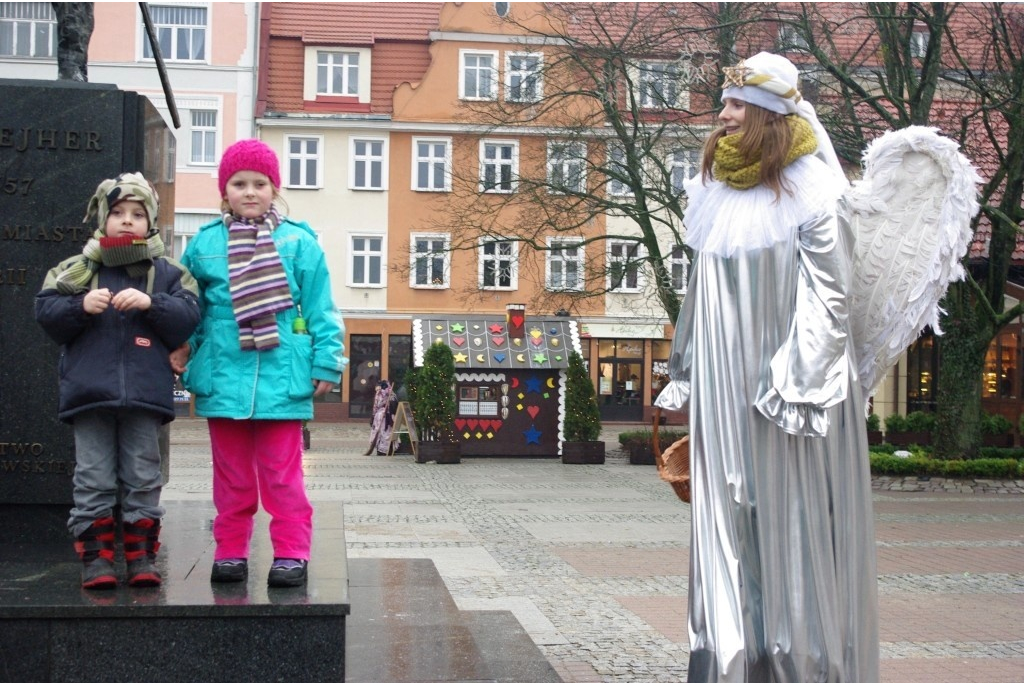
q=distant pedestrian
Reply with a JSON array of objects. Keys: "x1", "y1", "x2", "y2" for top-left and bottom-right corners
[
  {"x1": 170, "y1": 139, "x2": 348, "y2": 588},
  {"x1": 36, "y1": 172, "x2": 200, "y2": 589},
  {"x1": 366, "y1": 380, "x2": 398, "y2": 455}
]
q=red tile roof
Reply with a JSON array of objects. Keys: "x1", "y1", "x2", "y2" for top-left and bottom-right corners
[{"x1": 267, "y1": 2, "x2": 442, "y2": 41}]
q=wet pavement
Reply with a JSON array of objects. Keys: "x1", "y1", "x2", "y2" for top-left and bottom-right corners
[{"x1": 164, "y1": 418, "x2": 1024, "y2": 683}]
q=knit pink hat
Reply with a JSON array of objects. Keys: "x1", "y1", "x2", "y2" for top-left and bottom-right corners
[{"x1": 218, "y1": 139, "x2": 281, "y2": 196}]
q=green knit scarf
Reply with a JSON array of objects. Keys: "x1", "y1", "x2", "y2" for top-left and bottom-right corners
[{"x1": 712, "y1": 115, "x2": 818, "y2": 190}]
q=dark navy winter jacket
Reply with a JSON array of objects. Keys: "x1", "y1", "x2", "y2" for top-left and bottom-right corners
[{"x1": 35, "y1": 257, "x2": 201, "y2": 424}]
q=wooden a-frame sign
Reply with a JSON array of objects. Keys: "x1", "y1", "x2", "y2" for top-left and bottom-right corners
[{"x1": 389, "y1": 401, "x2": 418, "y2": 457}]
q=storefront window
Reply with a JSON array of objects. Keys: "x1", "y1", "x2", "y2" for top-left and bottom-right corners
[
  {"x1": 906, "y1": 334, "x2": 937, "y2": 412},
  {"x1": 388, "y1": 334, "x2": 412, "y2": 399},
  {"x1": 597, "y1": 339, "x2": 644, "y2": 417},
  {"x1": 349, "y1": 334, "x2": 382, "y2": 418},
  {"x1": 983, "y1": 330, "x2": 1018, "y2": 399},
  {"x1": 651, "y1": 340, "x2": 671, "y2": 403}
]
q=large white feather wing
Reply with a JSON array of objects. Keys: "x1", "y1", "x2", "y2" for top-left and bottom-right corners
[{"x1": 847, "y1": 126, "x2": 982, "y2": 399}]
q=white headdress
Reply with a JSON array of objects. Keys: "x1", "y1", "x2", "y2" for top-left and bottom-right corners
[{"x1": 721, "y1": 52, "x2": 844, "y2": 177}]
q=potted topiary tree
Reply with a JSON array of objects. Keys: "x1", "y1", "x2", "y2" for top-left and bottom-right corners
[
  {"x1": 561, "y1": 351, "x2": 605, "y2": 464},
  {"x1": 866, "y1": 413, "x2": 883, "y2": 445},
  {"x1": 411, "y1": 342, "x2": 460, "y2": 464}
]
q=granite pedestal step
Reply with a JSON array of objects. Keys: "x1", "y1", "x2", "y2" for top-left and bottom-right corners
[
  {"x1": 0, "y1": 501, "x2": 348, "y2": 683},
  {"x1": 346, "y1": 557, "x2": 561, "y2": 683}
]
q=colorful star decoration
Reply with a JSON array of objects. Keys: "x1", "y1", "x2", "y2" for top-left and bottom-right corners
[
  {"x1": 489, "y1": 323, "x2": 505, "y2": 334},
  {"x1": 453, "y1": 352, "x2": 468, "y2": 364},
  {"x1": 450, "y1": 322, "x2": 465, "y2": 333},
  {"x1": 532, "y1": 353, "x2": 548, "y2": 364},
  {"x1": 523, "y1": 425, "x2": 542, "y2": 445},
  {"x1": 525, "y1": 377, "x2": 542, "y2": 394}
]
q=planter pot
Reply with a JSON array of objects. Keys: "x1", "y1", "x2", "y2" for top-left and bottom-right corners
[
  {"x1": 886, "y1": 430, "x2": 931, "y2": 447},
  {"x1": 867, "y1": 430, "x2": 884, "y2": 445},
  {"x1": 628, "y1": 444, "x2": 656, "y2": 465},
  {"x1": 982, "y1": 433, "x2": 1014, "y2": 448},
  {"x1": 416, "y1": 441, "x2": 461, "y2": 464},
  {"x1": 562, "y1": 441, "x2": 606, "y2": 464}
]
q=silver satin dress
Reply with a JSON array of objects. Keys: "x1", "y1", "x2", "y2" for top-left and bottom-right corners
[{"x1": 656, "y1": 156, "x2": 880, "y2": 682}]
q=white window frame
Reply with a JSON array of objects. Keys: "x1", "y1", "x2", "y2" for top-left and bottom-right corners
[
  {"x1": 670, "y1": 245, "x2": 689, "y2": 293},
  {"x1": 547, "y1": 141, "x2": 586, "y2": 195},
  {"x1": 478, "y1": 238, "x2": 518, "y2": 290},
  {"x1": 546, "y1": 237, "x2": 584, "y2": 292},
  {"x1": 505, "y1": 51, "x2": 543, "y2": 103},
  {"x1": 349, "y1": 136, "x2": 387, "y2": 191},
  {"x1": 412, "y1": 137, "x2": 452, "y2": 192},
  {"x1": 479, "y1": 139, "x2": 518, "y2": 194},
  {"x1": 779, "y1": 24, "x2": 810, "y2": 52},
  {"x1": 349, "y1": 234, "x2": 385, "y2": 288},
  {"x1": 410, "y1": 233, "x2": 451, "y2": 289},
  {"x1": 669, "y1": 148, "x2": 701, "y2": 194},
  {"x1": 607, "y1": 240, "x2": 645, "y2": 293},
  {"x1": 284, "y1": 135, "x2": 323, "y2": 189},
  {"x1": 317, "y1": 50, "x2": 359, "y2": 96},
  {"x1": 0, "y1": 2, "x2": 56, "y2": 58},
  {"x1": 607, "y1": 144, "x2": 633, "y2": 197},
  {"x1": 910, "y1": 31, "x2": 929, "y2": 59},
  {"x1": 637, "y1": 60, "x2": 687, "y2": 109},
  {"x1": 189, "y1": 109, "x2": 217, "y2": 166},
  {"x1": 460, "y1": 49, "x2": 498, "y2": 100},
  {"x1": 141, "y1": 4, "x2": 207, "y2": 63}
]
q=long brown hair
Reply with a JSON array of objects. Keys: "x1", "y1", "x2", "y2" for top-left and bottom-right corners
[{"x1": 701, "y1": 102, "x2": 793, "y2": 199}]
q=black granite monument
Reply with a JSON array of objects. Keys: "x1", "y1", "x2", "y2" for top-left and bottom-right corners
[{"x1": 0, "y1": 79, "x2": 174, "y2": 548}]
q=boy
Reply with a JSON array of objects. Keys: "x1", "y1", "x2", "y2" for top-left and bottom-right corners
[{"x1": 35, "y1": 172, "x2": 200, "y2": 589}]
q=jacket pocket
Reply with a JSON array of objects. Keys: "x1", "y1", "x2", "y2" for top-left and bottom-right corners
[
  {"x1": 183, "y1": 340, "x2": 213, "y2": 397},
  {"x1": 288, "y1": 333, "x2": 314, "y2": 400}
]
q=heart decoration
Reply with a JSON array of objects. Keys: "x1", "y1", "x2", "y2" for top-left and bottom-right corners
[
  {"x1": 530, "y1": 337, "x2": 543, "y2": 346},
  {"x1": 455, "y1": 419, "x2": 467, "y2": 430},
  {"x1": 527, "y1": 405, "x2": 540, "y2": 419},
  {"x1": 511, "y1": 314, "x2": 524, "y2": 328},
  {"x1": 452, "y1": 336, "x2": 465, "y2": 346},
  {"x1": 468, "y1": 419, "x2": 479, "y2": 430},
  {"x1": 479, "y1": 419, "x2": 490, "y2": 431},
  {"x1": 492, "y1": 336, "x2": 505, "y2": 346},
  {"x1": 491, "y1": 420, "x2": 502, "y2": 431},
  {"x1": 494, "y1": 353, "x2": 506, "y2": 363}
]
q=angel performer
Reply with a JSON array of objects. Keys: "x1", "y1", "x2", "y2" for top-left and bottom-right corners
[
  {"x1": 655, "y1": 52, "x2": 879, "y2": 682},
  {"x1": 366, "y1": 379, "x2": 398, "y2": 455}
]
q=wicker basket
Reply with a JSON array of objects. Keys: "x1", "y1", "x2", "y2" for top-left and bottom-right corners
[{"x1": 652, "y1": 407, "x2": 691, "y2": 503}]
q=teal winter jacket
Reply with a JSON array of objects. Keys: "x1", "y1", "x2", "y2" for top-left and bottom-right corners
[{"x1": 180, "y1": 217, "x2": 347, "y2": 420}]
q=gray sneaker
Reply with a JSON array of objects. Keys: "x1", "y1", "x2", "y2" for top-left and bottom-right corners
[
  {"x1": 268, "y1": 558, "x2": 307, "y2": 587},
  {"x1": 211, "y1": 558, "x2": 248, "y2": 583}
]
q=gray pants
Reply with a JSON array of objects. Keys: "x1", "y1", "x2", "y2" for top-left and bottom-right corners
[{"x1": 68, "y1": 408, "x2": 165, "y2": 537}]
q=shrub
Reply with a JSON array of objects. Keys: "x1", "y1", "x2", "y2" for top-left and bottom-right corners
[
  {"x1": 981, "y1": 412, "x2": 1013, "y2": 435},
  {"x1": 883, "y1": 414, "x2": 908, "y2": 433},
  {"x1": 619, "y1": 428, "x2": 687, "y2": 450},
  {"x1": 869, "y1": 452, "x2": 1023, "y2": 479},
  {"x1": 563, "y1": 352, "x2": 601, "y2": 442},
  {"x1": 866, "y1": 413, "x2": 881, "y2": 432},
  {"x1": 905, "y1": 411, "x2": 936, "y2": 432}
]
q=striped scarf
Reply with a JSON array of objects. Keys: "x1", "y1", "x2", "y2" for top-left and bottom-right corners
[{"x1": 226, "y1": 206, "x2": 293, "y2": 351}]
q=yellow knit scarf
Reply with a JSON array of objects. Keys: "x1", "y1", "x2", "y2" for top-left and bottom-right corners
[{"x1": 713, "y1": 115, "x2": 817, "y2": 190}]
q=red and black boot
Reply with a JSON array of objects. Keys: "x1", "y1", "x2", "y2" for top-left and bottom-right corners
[
  {"x1": 74, "y1": 516, "x2": 118, "y2": 590},
  {"x1": 123, "y1": 518, "x2": 162, "y2": 587}
]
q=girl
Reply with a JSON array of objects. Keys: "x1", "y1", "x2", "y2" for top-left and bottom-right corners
[
  {"x1": 654, "y1": 53, "x2": 879, "y2": 681},
  {"x1": 171, "y1": 139, "x2": 347, "y2": 588},
  {"x1": 366, "y1": 379, "x2": 398, "y2": 455}
]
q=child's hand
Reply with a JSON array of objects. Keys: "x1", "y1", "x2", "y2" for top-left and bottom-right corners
[
  {"x1": 83, "y1": 288, "x2": 112, "y2": 314},
  {"x1": 111, "y1": 287, "x2": 152, "y2": 312},
  {"x1": 313, "y1": 380, "x2": 335, "y2": 397},
  {"x1": 169, "y1": 343, "x2": 190, "y2": 375}
]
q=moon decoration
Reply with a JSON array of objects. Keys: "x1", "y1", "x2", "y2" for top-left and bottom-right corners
[
  {"x1": 516, "y1": 353, "x2": 525, "y2": 363},
  {"x1": 546, "y1": 377, "x2": 556, "y2": 389}
]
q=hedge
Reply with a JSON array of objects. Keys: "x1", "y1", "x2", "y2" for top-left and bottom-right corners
[{"x1": 870, "y1": 452, "x2": 1024, "y2": 479}]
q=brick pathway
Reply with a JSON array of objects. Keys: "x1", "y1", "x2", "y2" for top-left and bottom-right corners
[{"x1": 166, "y1": 419, "x2": 1024, "y2": 682}]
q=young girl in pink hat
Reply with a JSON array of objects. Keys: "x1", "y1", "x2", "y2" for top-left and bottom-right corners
[{"x1": 171, "y1": 139, "x2": 347, "y2": 588}]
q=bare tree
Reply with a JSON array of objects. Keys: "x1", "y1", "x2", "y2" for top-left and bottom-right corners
[
  {"x1": 400, "y1": 2, "x2": 769, "y2": 322},
  {"x1": 777, "y1": 2, "x2": 1024, "y2": 457}
]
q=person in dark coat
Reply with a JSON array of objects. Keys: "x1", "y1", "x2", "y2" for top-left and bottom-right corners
[{"x1": 35, "y1": 172, "x2": 200, "y2": 590}]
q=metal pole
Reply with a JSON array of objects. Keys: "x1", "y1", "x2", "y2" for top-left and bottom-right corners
[{"x1": 139, "y1": 2, "x2": 180, "y2": 129}]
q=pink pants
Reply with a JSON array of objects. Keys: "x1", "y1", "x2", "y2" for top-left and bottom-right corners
[{"x1": 208, "y1": 418, "x2": 312, "y2": 561}]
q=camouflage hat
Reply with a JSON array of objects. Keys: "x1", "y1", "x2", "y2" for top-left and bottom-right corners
[{"x1": 83, "y1": 171, "x2": 160, "y2": 235}]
